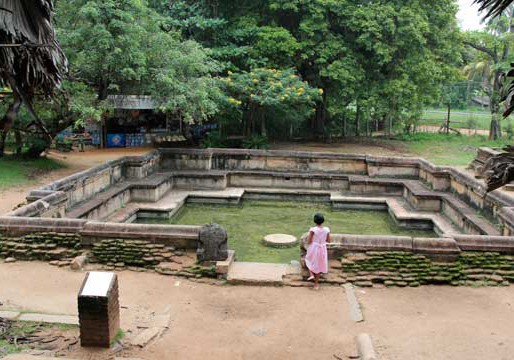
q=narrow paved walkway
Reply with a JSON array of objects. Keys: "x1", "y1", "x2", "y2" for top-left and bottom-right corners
[{"x1": 227, "y1": 262, "x2": 289, "y2": 285}]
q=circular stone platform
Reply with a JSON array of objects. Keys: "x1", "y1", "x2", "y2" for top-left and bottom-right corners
[{"x1": 263, "y1": 234, "x2": 299, "y2": 248}]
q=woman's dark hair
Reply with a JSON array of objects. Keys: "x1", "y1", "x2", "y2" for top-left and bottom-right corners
[{"x1": 314, "y1": 213, "x2": 325, "y2": 225}]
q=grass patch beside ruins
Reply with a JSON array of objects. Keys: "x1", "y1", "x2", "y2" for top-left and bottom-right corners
[
  {"x1": 397, "y1": 133, "x2": 510, "y2": 166},
  {"x1": 0, "y1": 156, "x2": 64, "y2": 189}
]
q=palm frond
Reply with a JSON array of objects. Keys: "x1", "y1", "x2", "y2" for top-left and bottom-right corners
[
  {"x1": 0, "y1": 0, "x2": 67, "y2": 138},
  {"x1": 474, "y1": 0, "x2": 514, "y2": 19},
  {"x1": 0, "y1": 0, "x2": 68, "y2": 98}
]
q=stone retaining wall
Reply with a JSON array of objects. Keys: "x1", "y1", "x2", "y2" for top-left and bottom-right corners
[
  {"x1": 159, "y1": 148, "x2": 514, "y2": 233},
  {"x1": 298, "y1": 233, "x2": 514, "y2": 286},
  {"x1": 0, "y1": 232, "x2": 81, "y2": 261},
  {"x1": 7, "y1": 148, "x2": 514, "y2": 234},
  {"x1": 0, "y1": 230, "x2": 204, "y2": 275},
  {"x1": 337, "y1": 251, "x2": 514, "y2": 287},
  {"x1": 310, "y1": 234, "x2": 514, "y2": 258},
  {"x1": 0, "y1": 217, "x2": 200, "y2": 265},
  {"x1": 89, "y1": 239, "x2": 189, "y2": 269}
]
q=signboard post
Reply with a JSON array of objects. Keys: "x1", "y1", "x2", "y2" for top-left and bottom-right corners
[{"x1": 78, "y1": 272, "x2": 120, "y2": 347}]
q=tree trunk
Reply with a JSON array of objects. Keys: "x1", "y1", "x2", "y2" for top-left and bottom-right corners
[
  {"x1": 261, "y1": 111, "x2": 267, "y2": 137},
  {"x1": 0, "y1": 130, "x2": 8, "y2": 157},
  {"x1": 490, "y1": 113, "x2": 502, "y2": 140},
  {"x1": 446, "y1": 103, "x2": 451, "y2": 134},
  {"x1": 311, "y1": 94, "x2": 327, "y2": 133},
  {"x1": 0, "y1": 95, "x2": 23, "y2": 157},
  {"x1": 14, "y1": 129, "x2": 22, "y2": 155},
  {"x1": 97, "y1": 79, "x2": 109, "y2": 101},
  {"x1": 355, "y1": 100, "x2": 361, "y2": 137}
]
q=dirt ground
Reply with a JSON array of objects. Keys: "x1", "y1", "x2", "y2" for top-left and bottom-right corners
[
  {"x1": 358, "y1": 286, "x2": 514, "y2": 360},
  {"x1": 1, "y1": 262, "x2": 514, "y2": 360},
  {"x1": 271, "y1": 138, "x2": 410, "y2": 157},
  {"x1": 0, "y1": 262, "x2": 356, "y2": 360}
]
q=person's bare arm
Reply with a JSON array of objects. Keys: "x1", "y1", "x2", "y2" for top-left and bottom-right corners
[
  {"x1": 326, "y1": 232, "x2": 331, "y2": 243},
  {"x1": 308, "y1": 231, "x2": 314, "y2": 245}
]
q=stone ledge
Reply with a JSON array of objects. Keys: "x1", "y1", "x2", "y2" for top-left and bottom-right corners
[
  {"x1": 81, "y1": 222, "x2": 200, "y2": 247},
  {"x1": 0, "y1": 217, "x2": 87, "y2": 235},
  {"x1": 413, "y1": 237, "x2": 461, "y2": 258},
  {"x1": 331, "y1": 235, "x2": 413, "y2": 252},
  {"x1": 454, "y1": 235, "x2": 514, "y2": 253},
  {"x1": 216, "y1": 249, "x2": 235, "y2": 275},
  {"x1": 18, "y1": 313, "x2": 78, "y2": 325}
]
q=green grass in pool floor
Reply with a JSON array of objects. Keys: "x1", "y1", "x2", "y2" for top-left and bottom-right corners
[{"x1": 138, "y1": 200, "x2": 435, "y2": 264}]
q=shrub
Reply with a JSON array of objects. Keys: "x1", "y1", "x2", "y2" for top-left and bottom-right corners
[
  {"x1": 243, "y1": 135, "x2": 270, "y2": 149},
  {"x1": 200, "y1": 132, "x2": 226, "y2": 148}
]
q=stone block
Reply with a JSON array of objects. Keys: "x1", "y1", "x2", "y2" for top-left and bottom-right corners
[
  {"x1": 18, "y1": 313, "x2": 78, "y2": 325},
  {"x1": 215, "y1": 250, "x2": 235, "y2": 275},
  {"x1": 0, "y1": 310, "x2": 20, "y2": 320}
]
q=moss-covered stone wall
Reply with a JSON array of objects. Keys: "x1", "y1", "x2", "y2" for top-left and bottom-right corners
[
  {"x1": 89, "y1": 239, "x2": 176, "y2": 268},
  {"x1": 89, "y1": 238, "x2": 216, "y2": 277},
  {"x1": 340, "y1": 251, "x2": 514, "y2": 287},
  {"x1": 0, "y1": 232, "x2": 81, "y2": 261}
]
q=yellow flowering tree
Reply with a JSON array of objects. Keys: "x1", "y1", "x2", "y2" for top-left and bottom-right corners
[{"x1": 222, "y1": 68, "x2": 321, "y2": 137}]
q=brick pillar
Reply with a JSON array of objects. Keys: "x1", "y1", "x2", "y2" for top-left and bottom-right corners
[{"x1": 78, "y1": 272, "x2": 120, "y2": 347}]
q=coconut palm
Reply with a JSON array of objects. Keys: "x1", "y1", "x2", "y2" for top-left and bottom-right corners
[
  {"x1": 474, "y1": 0, "x2": 514, "y2": 118},
  {"x1": 469, "y1": 0, "x2": 514, "y2": 191},
  {"x1": 0, "y1": 0, "x2": 67, "y2": 156},
  {"x1": 475, "y1": 0, "x2": 514, "y2": 18}
]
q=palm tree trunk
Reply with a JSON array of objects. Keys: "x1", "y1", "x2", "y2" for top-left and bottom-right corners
[{"x1": 0, "y1": 95, "x2": 23, "y2": 157}]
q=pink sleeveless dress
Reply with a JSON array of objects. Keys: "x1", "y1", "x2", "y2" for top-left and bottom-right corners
[{"x1": 305, "y1": 226, "x2": 329, "y2": 274}]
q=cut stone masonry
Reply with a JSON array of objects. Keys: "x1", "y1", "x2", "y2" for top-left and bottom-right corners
[{"x1": 2, "y1": 148, "x2": 514, "y2": 286}]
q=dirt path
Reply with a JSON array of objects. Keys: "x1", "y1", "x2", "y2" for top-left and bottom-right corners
[
  {"x1": 1, "y1": 263, "x2": 514, "y2": 359},
  {"x1": 0, "y1": 262, "x2": 356, "y2": 360},
  {"x1": 359, "y1": 286, "x2": 514, "y2": 360},
  {"x1": 417, "y1": 125, "x2": 489, "y2": 136},
  {"x1": 271, "y1": 139, "x2": 410, "y2": 157},
  {"x1": 0, "y1": 148, "x2": 152, "y2": 215}
]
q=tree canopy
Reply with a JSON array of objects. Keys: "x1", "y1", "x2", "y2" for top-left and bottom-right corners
[{"x1": 0, "y1": 0, "x2": 471, "y2": 155}]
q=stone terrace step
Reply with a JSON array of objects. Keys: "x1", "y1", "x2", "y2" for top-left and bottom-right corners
[
  {"x1": 227, "y1": 262, "x2": 288, "y2": 285},
  {"x1": 66, "y1": 173, "x2": 175, "y2": 219},
  {"x1": 441, "y1": 194, "x2": 501, "y2": 236},
  {"x1": 105, "y1": 189, "x2": 245, "y2": 223},
  {"x1": 65, "y1": 181, "x2": 131, "y2": 219},
  {"x1": 331, "y1": 195, "x2": 460, "y2": 236}
]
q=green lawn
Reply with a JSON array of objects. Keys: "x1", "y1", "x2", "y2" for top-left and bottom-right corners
[
  {"x1": 421, "y1": 108, "x2": 513, "y2": 131},
  {"x1": 396, "y1": 133, "x2": 511, "y2": 166},
  {"x1": 0, "y1": 156, "x2": 64, "y2": 189},
  {"x1": 138, "y1": 200, "x2": 435, "y2": 263}
]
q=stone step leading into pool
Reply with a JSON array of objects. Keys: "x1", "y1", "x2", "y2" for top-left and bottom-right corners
[{"x1": 227, "y1": 262, "x2": 291, "y2": 286}]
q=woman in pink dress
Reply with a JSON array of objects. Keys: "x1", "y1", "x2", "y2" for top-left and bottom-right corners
[{"x1": 305, "y1": 213, "x2": 331, "y2": 290}]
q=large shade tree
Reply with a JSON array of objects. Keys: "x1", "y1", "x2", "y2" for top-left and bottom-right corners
[
  {"x1": 158, "y1": 0, "x2": 461, "y2": 138},
  {"x1": 56, "y1": 0, "x2": 222, "y2": 125},
  {"x1": 0, "y1": 0, "x2": 68, "y2": 156}
]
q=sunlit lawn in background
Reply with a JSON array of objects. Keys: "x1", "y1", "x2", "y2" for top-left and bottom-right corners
[
  {"x1": 0, "y1": 156, "x2": 63, "y2": 189},
  {"x1": 397, "y1": 133, "x2": 511, "y2": 166}
]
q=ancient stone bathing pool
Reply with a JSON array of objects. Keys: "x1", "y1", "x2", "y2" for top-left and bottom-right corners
[
  {"x1": 136, "y1": 200, "x2": 435, "y2": 263},
  {"x1": 2, "y1": 148, "x2": 514, "y2": 286}
]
